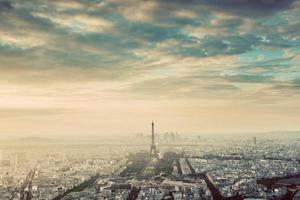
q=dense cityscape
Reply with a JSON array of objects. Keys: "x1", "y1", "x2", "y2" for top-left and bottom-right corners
[{"x1": 1, "y1": 123, "x2": 300, "y2": 200}]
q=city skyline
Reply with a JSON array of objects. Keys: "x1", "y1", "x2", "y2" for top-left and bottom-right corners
[{"x1": 1, "y1": 0, "x2": 300, "y2": 138}]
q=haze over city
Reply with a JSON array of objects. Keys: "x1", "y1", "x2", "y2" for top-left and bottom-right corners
[
  {"x1": 0, "y1": 0, "x2": 300, "y2": 139},
  {"x1": 2, "y1": 1, "x2": 300, "y2": 200}
]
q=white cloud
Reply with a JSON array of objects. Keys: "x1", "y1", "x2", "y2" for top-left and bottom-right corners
[
  {"x1": 174, "y1": 9, "x2": 198, "y2": 19},
  {"x1": 50, "y1": 0, "x2": 85, "y2": 11},
  {"x1": 33, "y1": 12, "x2": 113, "y2": 33},
  {"x1": 0, "y1": 30, "x2": 48, "y2": 49},
  {"x1": 117, "y1": 0, "x2": 158, "y2": 22}
]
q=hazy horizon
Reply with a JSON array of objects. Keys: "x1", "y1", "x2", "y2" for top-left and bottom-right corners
[{"x1": 1, "y1": 129, "x2": 300, "y2": 141}]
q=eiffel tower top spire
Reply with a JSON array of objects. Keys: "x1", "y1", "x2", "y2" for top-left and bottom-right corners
[{"x1": 151, "y1": 121, "x2": 155, "y2": 146}]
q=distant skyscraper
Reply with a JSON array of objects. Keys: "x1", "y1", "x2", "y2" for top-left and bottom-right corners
[
  {"x1": 150, "y1": 121, "x2": 158, "y2": 158},
  {"x1": 253, "y1": 136, "x2": 257, "y2": 145}
]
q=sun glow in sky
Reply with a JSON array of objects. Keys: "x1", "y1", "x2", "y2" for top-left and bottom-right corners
[{"x1": 0, "y1": 0, "x2": 300, "y2": 138}]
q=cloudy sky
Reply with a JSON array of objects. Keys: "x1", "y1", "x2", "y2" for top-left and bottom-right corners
[{"x1": 0, "y1": 0, "x2": 300, "y2": 138}]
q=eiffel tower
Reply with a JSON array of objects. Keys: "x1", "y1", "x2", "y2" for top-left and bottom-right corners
[{"x1": 149, "y1": 121, "x2": 158, "y2": 159}]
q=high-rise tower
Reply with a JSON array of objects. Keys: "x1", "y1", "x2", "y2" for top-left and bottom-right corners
[{"x1": 150, "y1": 121, "x2": 158, "y2": 158}]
